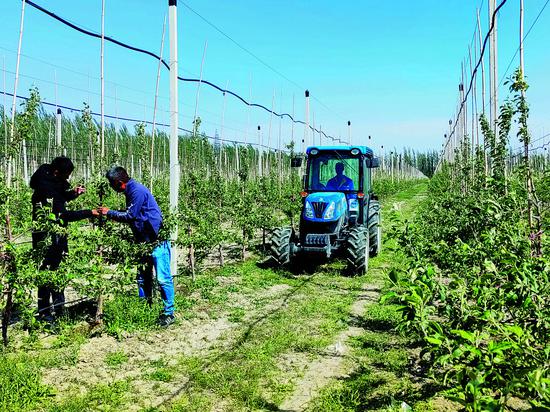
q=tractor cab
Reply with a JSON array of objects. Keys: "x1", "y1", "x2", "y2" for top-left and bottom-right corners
[{"x1": 270, "y1": 145, "x2": 381, "y2": 275}]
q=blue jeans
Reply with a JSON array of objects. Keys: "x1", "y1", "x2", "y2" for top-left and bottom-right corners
[{"x1": 137, "y1": 241, "x2": 175, "y2": 316}]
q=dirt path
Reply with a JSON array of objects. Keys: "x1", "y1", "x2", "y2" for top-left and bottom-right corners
[{"x1": 279, "y1": 184, "x2": 427, "y2": 412}]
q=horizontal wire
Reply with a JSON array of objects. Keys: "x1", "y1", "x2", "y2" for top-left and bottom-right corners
[{"x1": 25, "y1": 0, "x2": 341, "y2": 143}]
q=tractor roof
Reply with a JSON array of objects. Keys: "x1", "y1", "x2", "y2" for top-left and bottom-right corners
[{"x1": 306, "y1": 145, "x2": 374, "y2": 156}]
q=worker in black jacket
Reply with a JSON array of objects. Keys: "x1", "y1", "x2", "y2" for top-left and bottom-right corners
[{"x1": 30, "y1": 157, "x2": 97, "y2": 321}]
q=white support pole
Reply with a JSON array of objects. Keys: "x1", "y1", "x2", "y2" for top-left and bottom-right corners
[
  {"x1": 55, "y1": 108, "x2": 62, "y2": 149},
  {"x1": 477, "y1": 9, "x2": 486, "y2": 115},
  {"x1": 150, "y1": 13, "x2": 167, "y2": 190},
  {"x1": 100, "y1": 0, "x2": 106, "y2": 158},
  {"x1": 220, "y1": 80, "x2": 229, "y2": 172},
  {"x1": 3, "y1": 55, "x2": 8, "y2": 177},
  {"x1": 319, "y1": 124, "x2": 322, "y2": 146},
  {"x1": 245, "y1": 73, "x2": 252, "y2": 145},
  {"x1": 267, "y1": 89, "x2": 274, "y2": 151},
  {"x1": 519, "y1": 0, "x2": 524, "y2": 77},
  {"x1": 312, "y1": 112, "x2": 315, "y2": 147},
  {"x1": 257, "y1": 125, "x2": 262, "y2": 176},
  {"x1": 303, "y1": 90, "x2": 310, "y2": 153},
  {"x1": 291, "y1": 93, "x2": 295, "y2": 147},
  {"x1": 168, "y1": 0, "x2": 180, "y2": 276},
  {"x1": 347, "y1": 121, "x2": 351, "y2": 145},
  {"x1": 489, "y1": 0, "x2": 498, "y2": 137},
  {"x1": 9, "y1": 0, "x2": 26, "y2": 186},
  {"x1": 193, "y1": 40, "x2": 208, "y2": 137}
]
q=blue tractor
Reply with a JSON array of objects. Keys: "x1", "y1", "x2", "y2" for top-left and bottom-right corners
[{"x1": 270, "y1": 145, "x2": 381, "y2": 274}]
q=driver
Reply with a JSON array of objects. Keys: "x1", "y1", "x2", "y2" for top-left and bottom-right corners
[{"x1": 326, "y1": 162, "x2": 354, "y2": 190}]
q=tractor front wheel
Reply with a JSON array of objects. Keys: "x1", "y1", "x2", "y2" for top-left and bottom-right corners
[
  {"x1": 345, "y1": 226, "x2": 369, "y2": 275},
  {"x1": 270, "y1": 227, "x2": 293, "y2": 266}
]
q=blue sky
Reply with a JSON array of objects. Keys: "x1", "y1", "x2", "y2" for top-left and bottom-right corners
[{"x1": 0, "y1": 0, "x2": 549, "y2": 153}]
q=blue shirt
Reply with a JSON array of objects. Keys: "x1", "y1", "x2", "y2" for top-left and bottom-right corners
[
  {"x1": 107, "y1": 179, "x2": 163, "y2": 243},
  {"x1": 326, "y1": 175, "x2": 354, "y2": 190}
]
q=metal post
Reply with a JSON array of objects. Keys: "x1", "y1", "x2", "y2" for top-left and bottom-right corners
[
  {"x1": 489, "y1": 0, "x2": 498, "y2": 137},
  {"x1": 347, "y1": 121, "x2": 351, "y2": 145},
  {"x1": 477, "y1": 9, "x2": 486, "y2": 115},
  {"x1": 257, "y1": 125, "x2": 262, "y2": 176},
  {"x1": 303, "y1": 90, "x2": 310, "y2": 153},
  {"x1": 168, "y1": 0, "x2": 180, "y2": 276},
  {"x1": 9, "y1": 0, "x2": 27, "y2": 186},
  {"x1": 312, "y1": 112, "x2": 316, "y2": 146},
  {"x1": 100, "y1": 0, "x2": 106, "y2": 159},
  {"x1": 220, "y1": 81, "x2": 229, "y2": 172},
  {"x1": 55, "y1": 108, "x2": 62, "y2": 149},
  {"x1": 267, "y1": 89, "x2": 275, "y2": 151},
  {"x1": 291, "y1": 93, "x2": 295, "y2": 147},
  {"x1": 150, "y1": 14, "x2": 167, "y2": 190},
  {"x1": 192, "y1": 40, "x2": 208, "y2": 137},
  {"x1": 519, "y1": 0, "x2": 524, "y2": 77}
]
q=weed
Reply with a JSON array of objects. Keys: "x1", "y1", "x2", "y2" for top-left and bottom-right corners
[{"x1": 105, "y1": 350, "x2": 128, "y2": 368}]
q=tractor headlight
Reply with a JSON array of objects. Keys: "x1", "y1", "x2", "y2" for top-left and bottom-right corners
[
  {"x1": 305, "y1": 201, "x2": 314, "y2": 218},
  {"x1": 324, "y1": 202, "x2": 336, "y2": 219}
]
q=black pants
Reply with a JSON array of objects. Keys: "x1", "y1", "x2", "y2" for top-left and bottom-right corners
[{"x1": 33, "y1": 232, "x2": 68, "y2": 317}]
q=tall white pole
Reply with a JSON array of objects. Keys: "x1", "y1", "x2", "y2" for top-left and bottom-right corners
[
  {"x1": 193, "y1": 40, "x2": 208, "y2": 137},
  {"x1": 9, "y1": 0, "x2": 26, "y2": 186},
  {"x1": 257, "y1": 125, "x2": 262, "y2": 176},
  {"x1": 519, "y1": 0, "x2": 524, "y2": 77},
  {"x1": 169, "y1": 0, "x2": 180, "y2": 276},
  {"x1": 477, "y1": 9, "x2": 486, "y2": 115},
  {"x1": 489, "y1": 0, "x2": 498, "y2": 137},
  {"x1": 347, "y1": 121, "x2": 351, "y2": 145},
  {"x1": 245, "y1": 73, "x2": 252, "y2": 145},
  {"x1": 56, "y1": 108, "x2": 62, "y2": 149},
  {"x1": 3, "y1": 56, "x2": 8, "y2": 177},
  {"x1": 267, "y1": 89, "x2": 275, "y2": 150},
  {"x1": 100, "y1": 0, "x2": 106, "y2": 158},
  {"x1": 291, "y1": 93, "x2": 295, "y2": 147},
  {"x1": 303, "y1": 90, "x2": 310, "y2": 153},
  {"x1": 220, "y1": 80, "x2": 229, "y2": 172},
  {"x1": 150, "y1": 14, "x2": 167, "y2": 190}
]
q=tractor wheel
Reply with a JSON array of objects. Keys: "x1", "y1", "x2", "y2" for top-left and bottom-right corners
[
  {"x1": 370, "y1": 212, "x2": 382, "y2": 257},
  {"x1": 345, "y1": 226, "x2": 369, "y2": 275},
  {"x1": 270, "y1": 227, "x2": 292, "y2": 266},
  {"x1": 368, "y1": 200, "x2": 381, "y2": 257}
]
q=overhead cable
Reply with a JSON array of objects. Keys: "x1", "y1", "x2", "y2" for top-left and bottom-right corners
[{"x1": 24, "y1": 0, "x2": 341, "y2": 143}]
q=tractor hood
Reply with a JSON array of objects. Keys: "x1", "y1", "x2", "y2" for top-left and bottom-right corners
[{"x1": 303, "y1": 192, "x2": 347, "y2": 222}]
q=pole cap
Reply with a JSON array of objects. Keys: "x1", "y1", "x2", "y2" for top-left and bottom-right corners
[
  {"x1": 169, "y1": 0, "x2": 177, "y2": 6},
  {"x1": 305, "y1": 90, "x2": 309, "y2": 97}
]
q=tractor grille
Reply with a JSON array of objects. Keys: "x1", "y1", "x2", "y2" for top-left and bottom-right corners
[{"x1": 311, "y1": 201, "x2": 327, "y2": 218}]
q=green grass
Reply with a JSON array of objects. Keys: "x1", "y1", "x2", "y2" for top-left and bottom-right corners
[
  {"x1": 48, "y1": 380, "x2": 131, "y2": 412},
  {"x1": 0, "y1": 353, "x2": 52, "y2": 412},
  {"x1": 102, "y1": 293, "x2": 165, "y2": 337},
  {"x1": 105, "y1": 350, "x2": 128, "y2": 368}
]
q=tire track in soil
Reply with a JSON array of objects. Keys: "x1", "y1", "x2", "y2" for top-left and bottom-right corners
[{"x1": 279, "y1": 185, "x2": 427, "y2": 412}]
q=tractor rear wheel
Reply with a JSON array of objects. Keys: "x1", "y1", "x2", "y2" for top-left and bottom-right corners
[
  {"x1": 370, "y1": 212, "x2": 382, "y2": 257},
  {"x1": 270, "y1": 227, "x2": 292, "y2": 266},
  {"x1": 345, "y1": 226, "x2": 369, "y2": 275}
]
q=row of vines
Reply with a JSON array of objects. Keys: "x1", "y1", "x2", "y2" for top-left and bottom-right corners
[{"x1": 387, "y1": 70, "x2": 550, "y2": 409}]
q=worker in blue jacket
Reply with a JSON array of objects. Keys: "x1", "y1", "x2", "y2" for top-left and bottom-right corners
[{"x1": 99, "y1": 166, "x2": 175, "y2": 327}]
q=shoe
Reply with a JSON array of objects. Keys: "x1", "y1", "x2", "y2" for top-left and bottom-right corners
[{"x1": 157, "y1": 314, "x2": 175, "y2": 327}]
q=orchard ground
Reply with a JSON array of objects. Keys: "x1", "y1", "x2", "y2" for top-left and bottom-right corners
[{"x1": 1, "y1": 181, "x2": 459, "y2": 412}]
